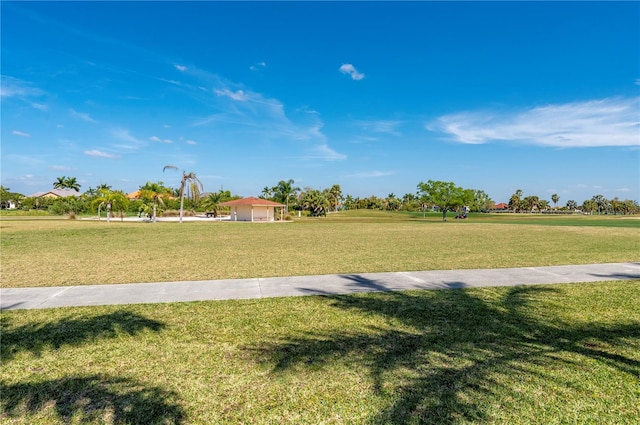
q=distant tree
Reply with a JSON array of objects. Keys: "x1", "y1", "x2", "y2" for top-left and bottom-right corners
[
  {"x1": 551, "y1": 193, "x2": 560, "y2": 209},
  {"x1": 385, "y1": 193, "x2": 402, "y2": 211},
  {"x1": 139, "y1": 181, "x2": 173, "y2": 222},
  {"x1": 566, "y1": 200, "x2": 578, "y2": 211},
  {"x1": 470, "y1": 189, "x2": 494, "y2": 212},
  {"x1": 53, "y1": 176, "x2": 67, "y2": 190},
  {"x1": 53, "y1": 176, "x2": 81, "y2": 192},
  {"x1": 591, "y1": 194, "x2": 609, "y2": 215},
  {"x1": 582, "y1": 199, "x2": 597, "y2": 215},
  {"x1": 201, "y1": 189, "x2": 236, "y2": 217},
  {"x1": 301, "y1": 188, "x2": 330, "y2": 217},
  {"x1": 538, "y1": 199, "x2": 550, "y2": 212},
  {"x1": 271, "y1": 179, "x2": 300, "y2": 213},
  {"x1": 325, "y1": 184, "x2": 343, "y2": 212},
  {"x1": 417, "y1": 180, "x2": 472, "y2": 222},
  {"x1": 343, "y1": 194, "x2": 356, "y2": 210},
  {"x1": 509, "y1": 189, "x2": 523, "y2": 213},
  {"x1": 163, "y1": 165, "x2": 203, "y2": 223},
  {"x1": 91, "y1": 189, "x2": 129, "y2": 222},
  {"x1": 522, "y1": 195, "x2": 540, "y2": 213}
]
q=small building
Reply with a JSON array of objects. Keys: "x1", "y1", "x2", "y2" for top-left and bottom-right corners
[
  {"x1": 29, "y1": 189, "x2": 81, "y2": 198},
  {"x1": 219, "y1": 196, "x2": 285, "y2": 222}
]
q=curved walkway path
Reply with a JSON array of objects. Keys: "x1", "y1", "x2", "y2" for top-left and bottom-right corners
[{"x1": 2, "y1": 262, "x2": 639, "y2": 311}]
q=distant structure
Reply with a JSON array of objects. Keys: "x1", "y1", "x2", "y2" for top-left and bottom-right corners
[
  {"x1": 219, "y1": 196, "x2": 285, "y2": 222},
  {"x1": 28, "y1": 189, "x2": 81, "y2": 199}
]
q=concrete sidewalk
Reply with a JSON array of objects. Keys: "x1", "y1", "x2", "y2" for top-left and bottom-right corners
[{"x1": 2, "y1": 262, "x2": 639, "y2": 311}]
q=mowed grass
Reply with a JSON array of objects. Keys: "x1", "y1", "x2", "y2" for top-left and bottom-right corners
[
  {"x1": 2, "y1": 281, "x2": 639, "y2": 424},
  {"x1": 1, "y1": 212, "x2": 639, "y2": 288}
]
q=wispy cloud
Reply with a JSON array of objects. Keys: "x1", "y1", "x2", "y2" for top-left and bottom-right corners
[
  {"x1": 70, "y1": 108, "x2": 98, "y2": 123},
  {"x1": 431, "y1": 97, "x2": 640, "y2": 147},
  {"x1": 31, "y1": 102, "x2": 48, "y2": 111},
  {"x1": 345, "y1": 170, "x2": 395, "y2": 178},
  {"x1": 215, "y1": 88, "x2": 249, "y2": 101},
  {"x1": 84, "y1": 150, "x2": 119, "y2": 159},
  {"x1": 339, "y1": 63, "x2": 365, "y2": 81},
  {"x1": 0, "y1": 76, "x2": 44, "y2": 98},
  {"x1": 111, "y1": 129, "x2": 146, "y2": 150},
  {"x1": 304, "y1": 143, "x2": 347, "y2": 161},
  {"x1": 49, "y1": 165, "x2": 73, "y2": 171},
  {"x1": 149, "y1": 136, "x2": 173, "y2": 144},
  {"x1": 12, "y1": 130, "x2": 31, "y2": 137},
  {"x1": 250, "y1": 61, "x2": 267, "y2": 71},
  {"x1": 356, "y1": 120, "x2": 403, "y2": 136},
  {"x1": 175, "y1": 64, "x2": 187, "y2": 72}
]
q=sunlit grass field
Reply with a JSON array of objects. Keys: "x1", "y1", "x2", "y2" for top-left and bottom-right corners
[
  {"x1": 1, "y1": 211, "x2": 638, "y2": 288},
  {"x1": 2, "y1": 281, "x2": 639, "y2": 424},
  {"x1": 1, "y1": 212, "x2": 639, "y2": 424}
]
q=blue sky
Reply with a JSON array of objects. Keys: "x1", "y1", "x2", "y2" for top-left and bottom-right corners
[{"x1": 2, "y1": 1, "x2": 639, "y2": 204}]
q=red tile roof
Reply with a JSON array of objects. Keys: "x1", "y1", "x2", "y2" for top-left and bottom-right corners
[{"x1": 219, "y1": 196, "x2": 285, "y2": 207}]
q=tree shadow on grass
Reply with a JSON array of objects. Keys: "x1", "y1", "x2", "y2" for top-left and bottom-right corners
[
  {"x1": 0, "y1": 375, "x2": 184, "y2": 424},
  {"x1": 1, "y1": 310, "x2": 165, "y2": 362},
  {"x1": 1, "y1": 311, "x2": 182, "y2": 423},
  {"x1": 251, "y1": 279, "x2": 640, "y2": 424}
]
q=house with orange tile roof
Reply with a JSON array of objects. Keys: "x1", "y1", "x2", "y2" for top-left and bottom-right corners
[{"x1": 219, "y1": 196, "x2": 285, "y2": 222}]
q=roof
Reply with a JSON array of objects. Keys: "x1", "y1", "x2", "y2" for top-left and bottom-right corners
[
  {"x1": 29, "y1": 189, "x2": 81, "y2": 198},
  {"x1": 127, "y1": 190, "x2": 142, "y2": 200},
  {"x1": 219, "y1": 196, "x2": 285, "y2": 207},
  {"x1": 494, "y1": 203, "x2": 509, "y2": 209}
]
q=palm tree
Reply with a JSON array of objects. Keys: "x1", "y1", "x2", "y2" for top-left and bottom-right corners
[
  {"x1": 65, "y1": 177, "x2": 81, "y2": 192},
  {"x1": 272, "y1": 179, "x2": 300, "y2": 213},
  {"x1": 163, "y1": 165, "x2": 203, "y2": 223},
  {"x1": 53, "y1": 176, "x2": 81, "y2": 192},
  {"x1": 53, "y1": 176, "x2": 67, "y2": 190},
  {"x1": 551, "y1": 194, "x2": 559, "y2": 209},
  {"x1": 139, "y1": 182, "x2": 172, "y2": 223},
  {"x1": 91, "y1": 189, "x2": 129, "y2": 222}
]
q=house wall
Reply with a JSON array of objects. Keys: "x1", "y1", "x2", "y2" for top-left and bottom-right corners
[{"x1": 231, "y1": 205, "x2": 275, "y2": 222}]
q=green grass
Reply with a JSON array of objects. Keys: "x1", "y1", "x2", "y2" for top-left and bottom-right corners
[
  {"x1": 2, "y1": 281, "x2": 639, "y2": 424},
  {"x1": 1, "y1": 212, "x2": 639, "y2": 288}
]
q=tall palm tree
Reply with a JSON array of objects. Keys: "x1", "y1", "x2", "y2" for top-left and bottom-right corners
[
  {"x1": 273, "y1": 179, "x2": 300, "y2": 213},
  {"x1": 163, "y1": 165, "x2": 203, "y2": 223},
  {"x1": 551, "y1": 193, "x2": 559, "y2": 209},
  {"x1": 53, "y1": 176, "x2": 81, "y2": 192},
  {"x1": 53, "y1": 176, "x2": 67, "y2": 190},
  {"x1": 65, "y1": 177, "x2": 81, "y2": 192}
]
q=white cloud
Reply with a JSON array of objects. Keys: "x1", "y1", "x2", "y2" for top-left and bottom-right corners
[
  {"x1": 70, "y1": 108, "x2": 98, "y2": 123},
  {"x1": 345, "y1": 170, "x2": 394, "y2": 178},
  {"x1": 49, "y1": 165, "x2": 73, "y2": 171},
  {"x1": 112, "y1": 129, "x2": 146, "y2": 150},
  {"x1": 305, "y1": 144, "x2": 347, "y2": 161},
  {"x1": 339, "y1": 63, "x2": 365, "y2": 81},
  {"x1": 0, "y1": 76, "x2": 44, "y2": 98},
  {"x1": 431, "y1": 97, "x2": 640, "y2": 147},
  {"x1": 84, "y1": 150, "x2": 119, "y2": 158},
  {"x1": 250, "y1": 61, "x2": 267, "y2": 71},
  {"x1": 184, "y1": 139, "x2": 197, "y2": 145},
  {"x1": 31, "y1": 102, "x2": 48, "y2": 111},
  {"x1": 12, "y1": 130, "x2": 31, "y2": 137},
  {"x1": 149, "y1": 135, "x2": 172, "y2": 144},
  {"x1": 215, "y1": 88, "x2": 249, "y2": 101},
  {"x1": 175, "y1": 64, "x2": 187, "y2": 72},
  {"x1": 356, "y1": 120, "x2": 403, "y2": 136}
]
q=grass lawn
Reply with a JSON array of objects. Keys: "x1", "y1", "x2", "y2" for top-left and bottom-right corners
[
  {"x1": 1, "y1": 212, "x2": 639, "y2": 288},
  {"x1": 1, "y1": 281, "x2": 639, "y2": 424}
]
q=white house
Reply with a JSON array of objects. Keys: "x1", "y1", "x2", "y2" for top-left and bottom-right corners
[{"x1": 219, "y1": 196, "x2": 285, "y2": 222}]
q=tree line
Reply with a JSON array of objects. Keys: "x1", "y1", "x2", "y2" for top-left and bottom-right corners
[{"x1": 1, "y1": 175, "x2": 639, "y2": 219}]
